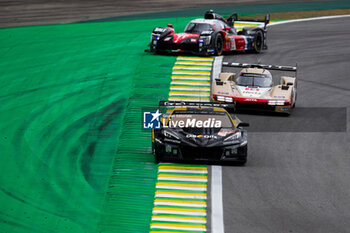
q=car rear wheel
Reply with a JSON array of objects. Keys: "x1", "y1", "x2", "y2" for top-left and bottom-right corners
[
  {"x1": 292, "y1": 91, "x2": 297, "y2": 108},
  {"x1": 253, "y1": 31, "x2": 263, "y2": 53}
]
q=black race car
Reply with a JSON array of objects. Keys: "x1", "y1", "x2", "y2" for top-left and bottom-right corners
[
  {"x1": 147, "y1": 10, "x2": 270, "y2": 56},
  {"x1": 152, "y1": 101, "x2": 249, "y2": 165}
]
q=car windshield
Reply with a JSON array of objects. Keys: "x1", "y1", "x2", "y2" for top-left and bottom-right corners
[
  {"x1": 184, "y1": 23, "x2": 213, "y2": 33},
  {"x1": 168, "y1": 111, "x2": 233, "y2": 128},
  {"x1": 236, "y1": 73, "x2": 272, "y2": 87}
]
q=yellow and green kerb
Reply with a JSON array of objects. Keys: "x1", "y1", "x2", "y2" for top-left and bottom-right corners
[
  {"x1": 169, "y1": 56, "x2": 214, "y2": 102},
  {"x1": 150, "y1": 164, "x2": 208, "y2": 233}
]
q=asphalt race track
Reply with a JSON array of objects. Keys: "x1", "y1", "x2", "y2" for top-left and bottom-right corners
[{"x1": 219, "y1": 17, "x2": 350, "y2": 233}]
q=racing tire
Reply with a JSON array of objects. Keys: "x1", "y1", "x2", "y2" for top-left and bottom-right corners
[
  {"x1": 292, "y1": 92, "x2": 297, "y2": 108},
  {"x1": 227, "y1": 160, "x2": 247, "y2": 166},
  {"x1": 149, "y1": 42, "x2": 154, "y2": 52},
  {"x1": 154, "y1": 153, "x2": 162, "y2": 163},
  {"x1": 235, "y1": 145, "x2": 247, "y2": 166},
  {"x1": 213, "y1": 33, "x2": 223, "y2": 56},
  {"x1": 154, "y1": 149, "x2": 163, "y2": 163},
  {"x1": 149, "y1": 39, "x2": 157, "y2": 52},
  {"x1": 253, "y1": 30, "x2": 263, "y2": 53},
  {"x1": 236, "y1": 161, "x2": 247, "y2": 166},
  {"x1": 149, "y1": 40, "x2": 164, "y2": 54}
]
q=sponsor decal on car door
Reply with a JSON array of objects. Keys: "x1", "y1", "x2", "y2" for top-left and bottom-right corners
[{"x1": 228, "y1": 35, "x2": 236, "y2": 50}]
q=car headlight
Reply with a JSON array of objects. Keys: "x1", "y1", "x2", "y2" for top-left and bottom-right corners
[
  {"x1": 200, "y1": 36, "x2": 211, "y2": 45},
  {"x1": 240, "y1": 140, "x2": 247, "y2": 147},
  {"x1": 224, "y1": 132, "x2": 241, "y2": 141},
  {"x1": 155, "y1": 138, "x2": 163, "y2": 144},
  {"x1": 268, "y1": 100, "x2": 286, "y2": 105},
  {"x1": 163, "y1": 130, "x2": 180, "y2": 140},
  {"x1": 216, "y1": 96, "x2": 233, "y2": 102}
]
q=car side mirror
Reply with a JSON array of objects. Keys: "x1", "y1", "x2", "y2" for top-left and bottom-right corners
[
  {"x1": 237, "y1": 122, "x2": 249, "y2": 127},
  {"x1": 167, "y1": 24, "x2": 173, "y2": 28},
  {"x1": 232, "y1": 13, "x2": 238, "y2": 21},
  {"x1": 265, "y1": 14, "x2": 270, "y2": 24}
]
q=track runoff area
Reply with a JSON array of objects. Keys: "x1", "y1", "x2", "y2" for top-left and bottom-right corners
[{"x1": 148, "y1": 14, "x2": 350, "y2": 233}]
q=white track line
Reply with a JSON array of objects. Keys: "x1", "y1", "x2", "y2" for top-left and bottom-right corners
[
  {"x1": 156, "y1": 194, "x2": 207, "y2": 199},
  {"x1": 152, "y1": 210, "x2": 207, "y2": 216},
  {"x1": 172, "y1": 71, "x2": 211, "y2": 76},
  {"x1": 212, "y1": 55, "x2": 223, "y2": 81},
  {"x1": 154, "y1": 201, "x2": 207, "y2": 207},
  {"x1": 211, "y1": 56, "x2": 224, "y2": 233},
  {"x1": 152, "y1": 217, "x2": 206, "y2": 224},
  {"x1": 169, "y1": 93, "x2": 210, "y2": 97},
  {"x1": 150, "y1": 225, "x2": 206, "y2": 231},
  {"x1": 171, "y1": 76, "x2": 211, "y2": 81},
  {"x1": 156, "y1": 185, "x2": 207, "y2": 191},
  {"x1": 167, "y1": 98, "x2": 210, "y2": 102},
  {"x1": 158, "y1": 169, "x2": 208, "y2": 174},
  {"x1": 157, "y1": 177, "x2": 207, "y2": 182},
  {"x1": 170, "y1": 82, "x2": 210, "y2": 86},
  {"x1": 268, "y1": 14, "x2": 350, "y2": 27},
  {"x1": 177, "y1": 57, "x2": 214, "y2": 61},
  {"x1": 211, "y1": 165, "x2": 224, "y2": 233},
  {"x1": 176, "y1": 62, "x2": 213, "y2": 66},
  {"x1": 173, "y1": 67, "x2": 212, "y2": 71},
  {"x1": 170, "y1": 87, "x2": 210, "y2": 91}
]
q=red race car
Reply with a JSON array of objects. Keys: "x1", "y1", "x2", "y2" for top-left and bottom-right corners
[{"x1": 147, "y1": 10, "x2": 270, "y2": 56}]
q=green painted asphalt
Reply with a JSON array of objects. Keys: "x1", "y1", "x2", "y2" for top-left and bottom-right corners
[
  {"x1": 96, "y1": 53, "x2": 174, "y2": 233},
  {"x1": 0, "y1": 19, "x2": 175, "y2": 232}
]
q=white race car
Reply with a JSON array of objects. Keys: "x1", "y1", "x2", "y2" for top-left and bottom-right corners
[{"x1": 212, "y1": 62, "x2": 297, "y2": 114}]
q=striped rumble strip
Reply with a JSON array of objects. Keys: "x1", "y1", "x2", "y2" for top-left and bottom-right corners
[
  {"x1": 168, "y1": 56, "x2": 214, "y2": 102},
  {"x1": 150, "y1": 163, "x2": 208, "y2": 233}
]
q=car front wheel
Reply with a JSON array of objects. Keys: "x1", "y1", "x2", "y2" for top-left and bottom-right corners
[{"x1": 213, "y1": 33, "x2": 223, "y2": 56}]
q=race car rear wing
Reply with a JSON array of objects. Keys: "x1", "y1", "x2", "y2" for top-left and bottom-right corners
[
  {"x1": 227, "y1": 13, "x2": 270, "y2": 29},
  {"x1": 204, "y1": 10, "x2": 269, "y2": 29},
  {"x1": 222, "y1": 62, "x2": 297, "y2": 72},
  {"x1": 159, "y1": 101, "x2": 235, "y2": 109}
]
